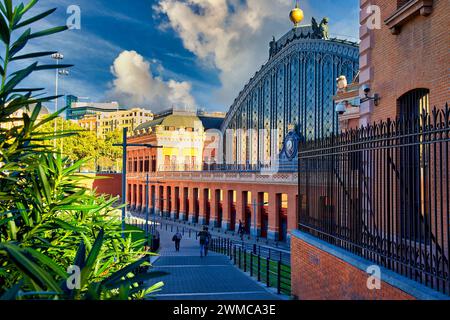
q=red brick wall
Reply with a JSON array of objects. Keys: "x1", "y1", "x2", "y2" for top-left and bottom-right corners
[
  {"x1": 291, "y1": 235, "x2": 415, "y2": 300},
  {"x1": 92, "y1": 174, "x2": 122, "y2": 197},
  {"x1": 362, "y1": 0, "x2": 449, "y2": 122}
]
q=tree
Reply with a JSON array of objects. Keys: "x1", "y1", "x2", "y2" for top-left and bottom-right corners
[
  {"x1": 37, "y1": 117, "x2": 102, "y2": 171},
  {"x1": 98, "y1": 129, "x2": 123, "y2": 172}
]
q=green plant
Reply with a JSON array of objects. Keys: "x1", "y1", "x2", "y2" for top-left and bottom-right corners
[{"x1": 0, "y1": 0, "x2": 167, "y2": 299}]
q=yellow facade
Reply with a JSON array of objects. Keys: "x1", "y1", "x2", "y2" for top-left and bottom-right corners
[{"x1": 76, "y1": 108, "x2": 153, "y2": 139}]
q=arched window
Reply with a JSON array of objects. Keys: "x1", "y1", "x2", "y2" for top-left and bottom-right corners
[
  {"x1": 397, "y1": 88, "x2": 430, "y2": 119},
  {"x1": 397, "y1": 88, "x2": 430, "y2": 241}
]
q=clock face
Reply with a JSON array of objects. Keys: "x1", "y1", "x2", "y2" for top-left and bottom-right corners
[{"x1": 285, "y1": 136, "x2": 296, "y2": 160}]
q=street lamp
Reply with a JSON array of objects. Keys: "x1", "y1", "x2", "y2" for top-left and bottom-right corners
[
  {"x1": 113, "y1": 127, "x2": 162, "y2": 239},
  {"x1": 51, "y1": 52, "x2": 64, "y2": 148},
  {"x1": 57, "y1": 69, "x2": 69, "y2": 153},
  {"x1": 148, "y1": 181, "x2": 166, "y2": 250}
]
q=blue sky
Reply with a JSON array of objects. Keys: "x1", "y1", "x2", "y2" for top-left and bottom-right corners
[{"x1": 18, "y1": 0, "x2": 359, "y2": 113}]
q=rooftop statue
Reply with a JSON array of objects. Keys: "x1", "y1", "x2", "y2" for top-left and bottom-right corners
[
  {"x1": 269, "y1": 36, "x2": 277, "y2": 58},
  {"x1": 311, "y1": 17, "x2": 330, "y2": 40}
]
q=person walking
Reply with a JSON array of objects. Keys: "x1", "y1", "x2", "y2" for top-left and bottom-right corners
[
  {"x1": 238, "y1": 220, "x2": 244, "y2": 241},
  {"x1": 198, "y1": 226, "x2": 212, "y2": 258},
  {"x1": 172, "y1": 231, "x2": 182, "y2": 252}
]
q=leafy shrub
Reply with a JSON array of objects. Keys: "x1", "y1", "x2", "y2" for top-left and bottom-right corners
[{"x1": 0, "y1": 0, "x2": 166, "y2": 300}]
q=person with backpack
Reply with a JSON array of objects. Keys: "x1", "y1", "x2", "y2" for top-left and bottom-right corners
[
  {"x1": 198, "y1": 226, "x2": 211, "y2": 258},
  {"x1": 172, "y1": 231, "x2": 182, "y2": 252}
]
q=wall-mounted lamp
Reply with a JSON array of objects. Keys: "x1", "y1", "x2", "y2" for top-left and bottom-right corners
[{"x1": 360, "y1": 84, "x2": 380, "y2": 106}]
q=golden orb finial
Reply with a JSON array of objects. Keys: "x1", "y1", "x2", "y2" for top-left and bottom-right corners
[{"x1": 290, "y1": 1, "x2": 304, "y2": 28}]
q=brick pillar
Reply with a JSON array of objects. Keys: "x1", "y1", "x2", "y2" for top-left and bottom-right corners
[
  {"x1": 235, "y1": 190, "x2": 246, "y2": 231},
  {"x1": 129, "y1": 183, "x2": 134, "y2": 209},
  {"x1": 287, "y1": 191, "x2": 298, "y2": 245},
  {"x1": 155, "y1": 185, "x2": 161, "y2": 216},
  {"x1": 222, "y1": 189, "x2": 231, "y2": 230},
  {"x1": 170, "y1": 185, "x2": 177, "y2": 219},
  {"x1": 199, "y1": 188, "x2": 207, "y2": 225},
  {"x1": 189, "y1": 187, "x2": 196, "y2": 223},
  {"x1": 250, "y1": 191, "x2": 263, "y2": 238},
  {"x1": 133, "y1": 184, "x2": 138, "y2": 210},
  {"x1": 268, "y1": 192, "x2": 281, "y2": 241},
  {"x1": 210, "y1": 189, "x2": 219, "y2": 228},
  {"x1": 179, "y1": 186, "x2": 187, "y2": 221},
  {"x1": 139, "y1": 184, "x2": 143, "y2": 212},
  {"x1": 163, "y1": 186, "x2": 170, "y2": 218}
]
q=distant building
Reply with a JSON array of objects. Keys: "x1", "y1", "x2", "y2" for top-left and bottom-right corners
[
  {"x1": 95, "y1": 108, "x2": 154, "y2": 139},
  {"x1": 65, "y1": 95, "x2": 126, "y2": 120},
  {"x1": 0, "y1": 104, "x2": 50, "y2": 130},
  {"x1": 131, "y1": 108, "x2": 224, "y2": 173},
  {"x1": 75, "y1": 107, "x2": 154, "y2": 139}
]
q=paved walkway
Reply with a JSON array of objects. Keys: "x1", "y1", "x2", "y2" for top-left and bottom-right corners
[
  {"x1": 129, "y1": 213, "x2": 291, "y2": 265},
  {"x1": 146, "y1": 228, "x2": 282, "y2": 300}
]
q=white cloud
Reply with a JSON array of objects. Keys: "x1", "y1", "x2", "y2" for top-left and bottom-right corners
[
  {"x1": 108, "y1": 50, "x2": 196, "y2": 112},
  {"x1": 154, "y1": 0, "x2": 359, "y2": 108},
  {"x1": 154, "y1": 0, "x2": 306, "y2": 106}
]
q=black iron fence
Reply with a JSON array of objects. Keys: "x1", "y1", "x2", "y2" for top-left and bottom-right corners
[
  {"x1": 209, "y1": 238, "x2": 291, "y2": 296},
  {"x1": 298, "y1": 105, "x2": 450, "y2": 296}
]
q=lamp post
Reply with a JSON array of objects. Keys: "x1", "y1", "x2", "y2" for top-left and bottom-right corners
[
  {"x1": 51, "y1": 52, "x2": 64, "y2": 148},
  {"x1": 58, "y1": 69, "x2": 69, "y2": 153},
  {"x1": 149, "y1": 183, "x2": 166, "y2": 250},
  {"x1": 113, "y1": 127, "x2": 162, "y2": 239}
]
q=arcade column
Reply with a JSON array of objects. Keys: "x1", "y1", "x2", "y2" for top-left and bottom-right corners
[
  {"x1": 268, "y1": 192, "x2": 281, "y2": 241},
  {"x1": 179, "y1": 186, "x2": 187, "y2": 221},
  {"x1": 222, "y1": 189, "x2": 231, "y2": 231},
  {"x1": 287, "y1": 191, "x2": 298, "y2": 245},
  {"x1": 188, "y1": 187, "x2": 197, "y2": 223},
  {"x1": 210, "y1": 189, "x2": 220, "y2": 228},
  {"x1": 198, "y1": 187, "x2": 207, "y2": 226},
  {"x1": 235, "y1": 190, "x2": 246, "y2": 231}
]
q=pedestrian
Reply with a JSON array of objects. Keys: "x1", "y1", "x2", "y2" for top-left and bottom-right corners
[
  {"x1": 198, "y1": 226, "x2": 212, "y2": 258},
  {"x1": 238, "y1": 220, "x2": 244, "y2": 241},
  {"x1": 172, "y1": 231, "x2": 182, "y2": 252}
]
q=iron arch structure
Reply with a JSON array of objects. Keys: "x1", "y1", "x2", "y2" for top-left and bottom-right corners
[{"x1": 221, "y1": 25, "x2": 359, "y2": 169}]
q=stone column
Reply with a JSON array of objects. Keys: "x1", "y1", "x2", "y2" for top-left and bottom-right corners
[{"x1": 268, "y1": 192, "x2": 281, "y2": 241}]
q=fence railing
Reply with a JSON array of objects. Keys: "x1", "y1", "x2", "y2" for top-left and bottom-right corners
[
  {"x1": 128, "y1": 212, "x2": 291, "y2": 263},
  {"x1": 298, "y1": 105, "x2": 450, "y2": 296},
  {"x1": 209, "y1": 238, "x2": 291, "y2": 296}
]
